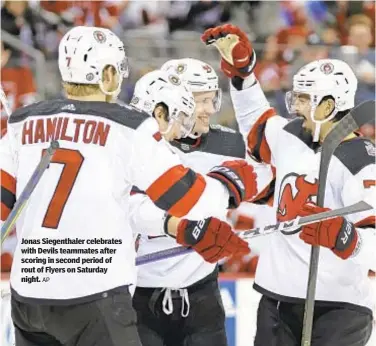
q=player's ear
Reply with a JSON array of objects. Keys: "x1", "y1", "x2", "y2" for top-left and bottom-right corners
[
  {"x1": 325, "y1": 98, "x2": 335, "y2": 117},
  {"x1": 153, "y1": 103, "x2": 169, "y2": 123},
  {"x1": 102, "y1": 65, "x2": 116, "y2": 88},
  {"x1": 102, "y1": 66, "x2": 110, "y2": 83},
  {"x1": 153, "y1": 105, "x2": 165, "y2": 125}
]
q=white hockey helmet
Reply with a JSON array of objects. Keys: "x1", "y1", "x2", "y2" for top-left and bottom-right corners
[
  {"x1": 58, "y1": 26, "x2": 129, "y2": 96},
  {"x1": 286, "y1": 59, "x2": 358, "y2": 141},
  {"x1": 131, "y1": 70, "x2": 196, "y2": 138},
  {"x1": 161, "y1": 58, "x2": 222, "y2": 112}
]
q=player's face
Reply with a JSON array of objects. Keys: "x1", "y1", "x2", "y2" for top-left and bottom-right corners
[
  {"x1": 192, "y1": 91, "x2": 217, "y2": 135},
  {"x1": 288, "y1": 92, "x2": 313, "y2": 128},
  {"x1": 288, "y1": 92, "x2": 336, "y2": 134}
]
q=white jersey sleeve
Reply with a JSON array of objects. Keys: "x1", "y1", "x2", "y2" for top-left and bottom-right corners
[
  {"x1": 0, "y1": 125, "x2": 18, "y2": 259},
  {"x1": 127, "y1": 118, "x2": 230, "y2": 219},
  {"x1": 3, "y1": 99, "x2": 230, "y2": 303},
  {"x1": 129, "y1": 192, "x2": 166, "y2": 237},
  {"x1": 1, "y1": 125, "x2": 17, "y2": 223},
  {"x1": 230, "y1": 74, "x2": 288, "y2": 166},
  {"x1": 341, "y1": 162, "x2": 376, "y2": 271}
]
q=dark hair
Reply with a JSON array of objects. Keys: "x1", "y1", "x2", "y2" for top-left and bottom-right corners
[
  {"x1": 153, "y1": 102, "x2": 169, "y2": 122},
  {"x1": 319, "y1": 95, "x2": 351, "y2": 123}
]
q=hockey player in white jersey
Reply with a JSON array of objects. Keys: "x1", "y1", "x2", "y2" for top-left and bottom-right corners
[
  {"x1": 129, "y1": 65, "x2": 272, "y2": 346},
  {"x1": 202, "y1": 24, "x2": 376, "y2": 345},
  {"x1": 160, "y1": 58, "x2": 276, "y2": 229},
  {"x1": 0, "y1": 26, "x2": 260, "y2": 346}
]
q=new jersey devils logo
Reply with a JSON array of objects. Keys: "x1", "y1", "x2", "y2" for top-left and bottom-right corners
[{"x1": 277, "y1": 174, "x2": 318, "y2": 226}]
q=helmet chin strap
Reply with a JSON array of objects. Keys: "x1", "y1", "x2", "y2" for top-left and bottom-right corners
[
  {"x1": 99, "y1": 78, "x2": 122, "y2": 99},
  {"x1": 310, "y1": 102, "x2": 338, "y2": 142},
  {"x1": 188, "y1": 131, "x2": 200, "y2": 139},
  {"x1": 160, "y1": 120, "x2": 175, "y2": 138}
]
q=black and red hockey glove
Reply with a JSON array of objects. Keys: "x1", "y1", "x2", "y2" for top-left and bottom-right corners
[
  {"x1": 207, "y1": 160, "x2": 258, "y2": 209},
  {"x1": 298, "y1": 203, "x2": 358, "y2": 260},
  {"x1": 171, "y1": 217, "x2": 250, "y2": 264},
  {"x1": 201, "y1": 24, "x2": 256, "y2": 79}
]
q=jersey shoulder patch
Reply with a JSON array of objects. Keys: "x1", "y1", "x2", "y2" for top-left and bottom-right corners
[
  {"x1": 8, "y1": 99, "x2": 149, "y2": 130},
  {"x1": 334, "y1": 137, "x2": 375, "y2": 175}
]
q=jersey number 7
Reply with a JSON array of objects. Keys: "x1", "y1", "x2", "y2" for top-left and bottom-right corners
[{"x1": 41, "y1": 148, "x2": 84, "y2": 229}]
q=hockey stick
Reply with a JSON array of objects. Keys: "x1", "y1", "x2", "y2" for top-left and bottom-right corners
[
  {"x1": 0, "y1": 86, "x2": 12, "y2": 116},
  {"x1": 301, "y1": 100, "x2": 376, "y2": 346},
  {"x1": 1, "y1": 140, "x2": 60, "y2": 245},
  {"x1": 135, "y1": 200, "x2": 373, "y2": 266}
]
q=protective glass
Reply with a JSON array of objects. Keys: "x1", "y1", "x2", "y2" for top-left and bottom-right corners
[
  {"x1": 172, "y1": 111, "x2": 196, "y2": 138},
  {"x1": 195, "y1": 89, "x2": 222, "y2": 113},
  {"x1": 285, "y1": 91, "x2": 312, "y2": 115}
]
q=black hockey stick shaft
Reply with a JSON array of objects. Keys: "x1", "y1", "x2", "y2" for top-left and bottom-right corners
[
  {"x1": 1, "y1": 141, "x2": 60, "y2": 245},
  {"x1": 301, "y1": 100, "x2": 375, "y2": 346},
  {"x1": 135, "y1": 200, "x2": 373, "y2": 266}
]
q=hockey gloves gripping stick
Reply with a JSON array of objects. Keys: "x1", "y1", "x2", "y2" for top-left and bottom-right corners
[
  {"x1": 298, "y1": 203, "x2": 358, "y2": 260},
  {"x1": 164, "y1": 215, "x2": 250, "y2": 263},
  {"x1": 207, "y1": 160, "x2": 258, "y2": 209},
  {"x1": 137, "y1": 200, "x2": 372, "y2": 266},
  {"x1": 201, "y1": 24, "x2": 256, "y2": 79}
]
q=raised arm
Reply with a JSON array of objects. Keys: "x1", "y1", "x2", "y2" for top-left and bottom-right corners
[{"x1": 201, "y1": 24, "x2": 288, "y2": 166}]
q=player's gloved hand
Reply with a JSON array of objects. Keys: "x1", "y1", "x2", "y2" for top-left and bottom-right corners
[
  {"x1": 201, "y1": 24, "x2": 256, "y2": 79},
  {"x1": 297, "y1": 203, "x2": 358, "y2": 260},
  {"x1": 167, "y1": 216, "x2": 250, "y2": 263},
  {"x1": 207, "y1": 160, "x2": 258, "y2": 209},
  {"x1": 227, "y1": 208, "x2": 254, "y2": 230}
]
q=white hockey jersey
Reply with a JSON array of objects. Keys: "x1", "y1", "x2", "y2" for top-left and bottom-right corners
[
  {"x1": 0, "y1": 99, "x2": 234, "y2": 304},
  {"x1": 230, "y1": 76, "x2": 376, "y2": 314},
  {"x1": 131, "y1": 123, "x2": 275, "y2": 288}
]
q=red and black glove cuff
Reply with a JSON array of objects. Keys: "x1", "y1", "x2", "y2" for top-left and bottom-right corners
[
  {"x1": 176, "y1": 219, "x2": 210, "y2": 246},
  {"x1": 207, "y1": 166, "x2": 245, "y2": 209},
  {"x1": 332, "y1": 219, "x2": 358, "y2": 260}
]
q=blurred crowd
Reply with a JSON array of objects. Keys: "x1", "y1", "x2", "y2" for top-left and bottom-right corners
[{"x1": 1, "y1": 0, "x2": 375, "y2": 274}]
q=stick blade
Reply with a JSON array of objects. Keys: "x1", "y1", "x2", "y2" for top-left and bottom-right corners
[
  {"x1": 324, "y1": 100, "x2": 375, "y2": 150},
  {"x1": 352, "y1": 100, "x2": 375, "y2": 128}
]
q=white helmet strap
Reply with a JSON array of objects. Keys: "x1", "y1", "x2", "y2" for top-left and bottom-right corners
[
  {"x1": 98, "y1": 76, "x2": 122, "y2": 98},
  {"x1": 310, "y1": 95, "x2": 338, "y2": 142},
  {"x1": 160, "y1": 121, "x2": 174, "y2": 136}
]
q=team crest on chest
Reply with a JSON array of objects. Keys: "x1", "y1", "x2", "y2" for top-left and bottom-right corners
[{"x1": 277, "y1": 174, "x2": 318, "y2": 233}]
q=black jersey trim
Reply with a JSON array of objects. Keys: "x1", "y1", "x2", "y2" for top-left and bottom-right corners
[
  {"x1": 333, "y1": 137, "x2": 375, "y2": 175},
  {"x1": 171, "y1": 126, "x2": 246, "y2": 158},
  {"x1": 1, "y1": 186, "x2": 16, "y2": 209},
  {"x1": 8, "y1": 99, "x2": 149, "y2": 130}
]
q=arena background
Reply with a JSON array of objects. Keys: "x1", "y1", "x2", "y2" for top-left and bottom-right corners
[{"x1": 1, "y1": 1, "x2": 375, "y2": 345}]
